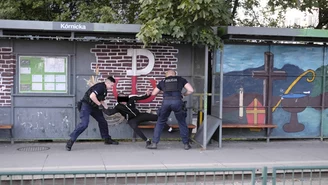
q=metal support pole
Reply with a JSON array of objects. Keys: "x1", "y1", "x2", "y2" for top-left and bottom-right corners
[
  {"x1": 190, "y1": 46, "x2": 195, "y2": 127},
  {"x1": 202, "y1": 46, "x2": 209, "y2": 149},
  {"x1": 321, "y1": 47, "x2": 326, "y2": 141},
  {"x1": 10, "y1": 87, "x2": 14, "y2": 144},
  {"x1": 11, "y1": 40, "x2": 15, "y2": 144},
  {"x1": 219, "y1": 47, "x2": 224, "y2": 148},
  {"x1": 72, "y1": 42, "x2": 77, "y2": 128},
  {"x1": 70, "y1": 32, "x2": 75, "y2": 41},
  {"x1": 262, "y1": 166, "x2": 268, "y2": 185}
]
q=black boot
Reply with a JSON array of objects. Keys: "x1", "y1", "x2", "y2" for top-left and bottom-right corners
[
  {"x1": 184, "y1": 143, "x2": 191, "y2": 150},
  {"x1": 146, "y1": 139, "x2": 151, "y2": 148},
  {"x1": 104, "y1": 138, "x2": 119, "y2": 145},
  {"x1": 147, "y1": 143, "x2": 157, "y2": 149},
  {"x1": 66, "y1": 139, "x2": 74, "y2": 151}
]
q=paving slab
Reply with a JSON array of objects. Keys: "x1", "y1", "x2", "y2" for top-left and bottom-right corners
[{"x1": 0, "y1": 140, "x2": 327, "y2": 173}]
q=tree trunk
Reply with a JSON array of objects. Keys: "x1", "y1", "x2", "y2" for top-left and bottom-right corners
[
  {"x1": 315, "y1": 0, "x2": 328, "y2": 29},
  {"x1": 231, "y1": 0, "x2": 239, "y2": 26}
]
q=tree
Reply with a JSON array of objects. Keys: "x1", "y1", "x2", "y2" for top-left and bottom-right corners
[
  {"x1": 233, "y1": 0, "x2": 286, "y2": 27},
  {"x1": 232, "y1": 0, "x2": 328, "y2": 29},
  {"x1": 1, "y1": 0, "x2": 326, "y2": 50},
  {"x1": 267, "y1": 0, "x2": 328, "y2": 29},
  {"x1": 0, "y1": 0, "x2": 141, "y2": 24},
  {"x1": 0, "y1": 0, "x2": 57, "y2": 21},
  {"x1": 136, "y1": 0, "x2": 231, "y2": 50}
]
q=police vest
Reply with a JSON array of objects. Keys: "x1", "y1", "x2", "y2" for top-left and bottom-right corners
[
  {"x1": 82, "y1": 83, "x2": 107, "y2": 108},
  {"x1": 163, "y1": 76, "x2": 181, "y2": 97}
]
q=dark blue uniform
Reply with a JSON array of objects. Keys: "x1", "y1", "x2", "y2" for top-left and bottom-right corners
[
  {"x1": 69, "y1": 82, "x2": 111, "y2": 142},
  {"x1": 152, "y1": 76, "x2": 189, "y2": 144}
]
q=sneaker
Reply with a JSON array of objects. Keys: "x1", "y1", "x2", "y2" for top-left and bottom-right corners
[
  {"x1": 104, "y1": 138, "x2": 119, "y2": 145},
  {"x1": 146, "y1": 139, "x2": 151, "y2": 148},
  {"x1": 184, "y1": 143, "x2": 191, "y2": 150},
  {"x1": 66, "y1": 139, "x2": 74, "y2": 151},
  {"x1": 168, "y1": 127, "x2": 173, "y2": 133},
  {"x1": 147, "y1": 143, "x2": 157, "y2": 149}
]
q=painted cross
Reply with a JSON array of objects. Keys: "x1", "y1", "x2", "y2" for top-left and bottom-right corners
[
  {"x1": 252, "y1": 52, "x2": 287, "y2": 124},
  {"x1": 113, "y1": 49, "x2": 157, "y2": 103},
  {"x1": 246, "y1": 98, "x2": 265, "y2": 125}
]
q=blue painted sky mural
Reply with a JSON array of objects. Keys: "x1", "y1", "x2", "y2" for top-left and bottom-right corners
[
  {"x1": 216, "y1": 44, "x2": 328, "y2": 138},
  {"x1": 272, "y1": 45, "x2": 323, "y2": 72},
  {"x1": 216, "y1": 45, "x2": 269, "y2": 73}
]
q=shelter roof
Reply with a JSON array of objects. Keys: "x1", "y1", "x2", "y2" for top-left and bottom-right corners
[
  {"x1": 0, "y1": 19, "x2": 141, "y2": 41},
  {"x1": 219, "y1": 26, "x2": 328, "y2": 43},
  {"x1": 2, "y1": 20, "x2": 328, "y2": 43}
]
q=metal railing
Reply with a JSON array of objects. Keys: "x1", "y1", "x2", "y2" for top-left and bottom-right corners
[
  {"x1": 0, "y1": 168, "x2": 257, "y2": 185},
  {"x1": 271, "y1": 166, "x2": 328, "y2": 185},
  {"x1": 2, "y1": 166, "x2": 328, "y2": 185}
]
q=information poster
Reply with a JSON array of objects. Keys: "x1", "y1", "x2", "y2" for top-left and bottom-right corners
[{"x1": 19, "y1": 56, "x2": 68, "y2": 93}]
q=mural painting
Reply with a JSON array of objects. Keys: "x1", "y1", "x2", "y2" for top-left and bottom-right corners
[{"x1": 217, "y1": 44, "x2": 328, "y2": 138}]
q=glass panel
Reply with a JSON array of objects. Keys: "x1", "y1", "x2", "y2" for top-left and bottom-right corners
[{"x1": 19, "y1": 56, "x2": 68, "y2": 93}]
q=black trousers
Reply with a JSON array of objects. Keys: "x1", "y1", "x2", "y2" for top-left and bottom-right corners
[
  {"x1": 128, "y1": 113, "x2": 158, "y2": 141},
  {"x1": 70, "y1": 102, "x2": 111, "y2": 142}
]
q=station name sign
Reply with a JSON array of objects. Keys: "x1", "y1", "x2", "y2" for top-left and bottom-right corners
[{"x1": 53, "y1": 22, "x2": 94, "y2": 31}]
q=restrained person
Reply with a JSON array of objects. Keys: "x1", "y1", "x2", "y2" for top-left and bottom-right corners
[{"x1": 103, "y1": 90, "x2": 171, "y2": 147}]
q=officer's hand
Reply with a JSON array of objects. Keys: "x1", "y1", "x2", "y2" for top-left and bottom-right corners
[
  {"x1": 146, "y1": 89, "x2": 151, "y2": 96},
  {"x1": 98, "y1": 104, "x2": 105, "y2": 110}
]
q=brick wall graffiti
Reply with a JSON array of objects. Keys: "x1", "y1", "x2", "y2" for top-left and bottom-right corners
[{"x1": 90, "y1": 43, "x2": 179, "y2": 112}]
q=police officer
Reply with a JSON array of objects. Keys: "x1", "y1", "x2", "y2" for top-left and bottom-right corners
[
  {"x1": 147, "y1": 70, "x2": 194, "y2": 150},
  {"x1": 66, "y1": 76, "x2": 119, "y2": 151}
]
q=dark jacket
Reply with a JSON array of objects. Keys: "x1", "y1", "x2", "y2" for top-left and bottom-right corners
[
  {"x1": 82, "y1": 82, "x2": 107, "y2": 108},
  {"x1": 103, "y1": 94, "x2": 150, "y2": 119}
]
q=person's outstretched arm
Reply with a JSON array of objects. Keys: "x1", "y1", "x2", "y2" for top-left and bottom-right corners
[
  {"x1": 129, "y1": 89, "x2": 152, "y2": 101},
  {"x1": 151, "y1": 87, "x2": 161, "y2": 96}
]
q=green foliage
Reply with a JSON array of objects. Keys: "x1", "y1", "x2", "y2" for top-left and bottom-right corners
[
  {"x1": 0, "y1": 0, "x2": 56, "y2": 21},
  {"x1": 267, "y1": 0, "x2": 328, "y2": 29},
  {"x1": 1, "y1": 0, "x2": 326, "y2": 49},
  {"x1": 232, "y1": 0, "x2": 287, "y2": 27},
  {"x1": 137, "y1": 0, "x2": 231, "y2": 50},
  {"x1": 0, "y1": 0, "x2": 141, "y2": 23}
]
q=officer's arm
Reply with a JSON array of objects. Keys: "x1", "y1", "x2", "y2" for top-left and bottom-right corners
[
  {"x1": 102, "y1": 107, "x2": 118, "y2": 116},
  {"x1": 183, "y1": 83, "x2": 194, "y2": 96},
  {"x1": 90, "y1": 92, "x2": 102, "y2": 106},
  {"x1": 151, "y1": 87, "x2": 161, "y2": 96},
  {"x1": 100, "y1": 101, "x2": 108, "y2": 109},
  {"x1": 132, "y1": 89, "x2": 152, "y2": 100}
]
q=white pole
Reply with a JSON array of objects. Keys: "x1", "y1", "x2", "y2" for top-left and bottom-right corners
[
  {"x1": 202, "y1": 45, "x2": 209, "y2": 149},
  {"x1": 219, "y1": 47, "x2": 224, "y2": 148}
]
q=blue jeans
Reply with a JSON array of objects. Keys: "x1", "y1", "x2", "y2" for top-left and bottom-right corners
[
  {"x1": 69, "y1": 102, "x2": 110, "y2": 142},
  {"x1": 153, "y1": 99, "x2": 189, "y2": 144}
]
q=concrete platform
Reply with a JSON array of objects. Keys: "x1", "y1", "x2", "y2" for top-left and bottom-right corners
[{"x1": 0, "y1": 140, "x2": 328, "y2": 172}]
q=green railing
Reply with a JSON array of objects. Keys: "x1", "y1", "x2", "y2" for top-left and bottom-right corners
[
  {"x1": 2, "y1": 166, "x2": 328, "y2": 185},
  {"x1": 0, "y1": 168, "x2": 257, "y2": 185},
  {"x1": 271, "y1": 166, "x2": 328, "y2": 185}
]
